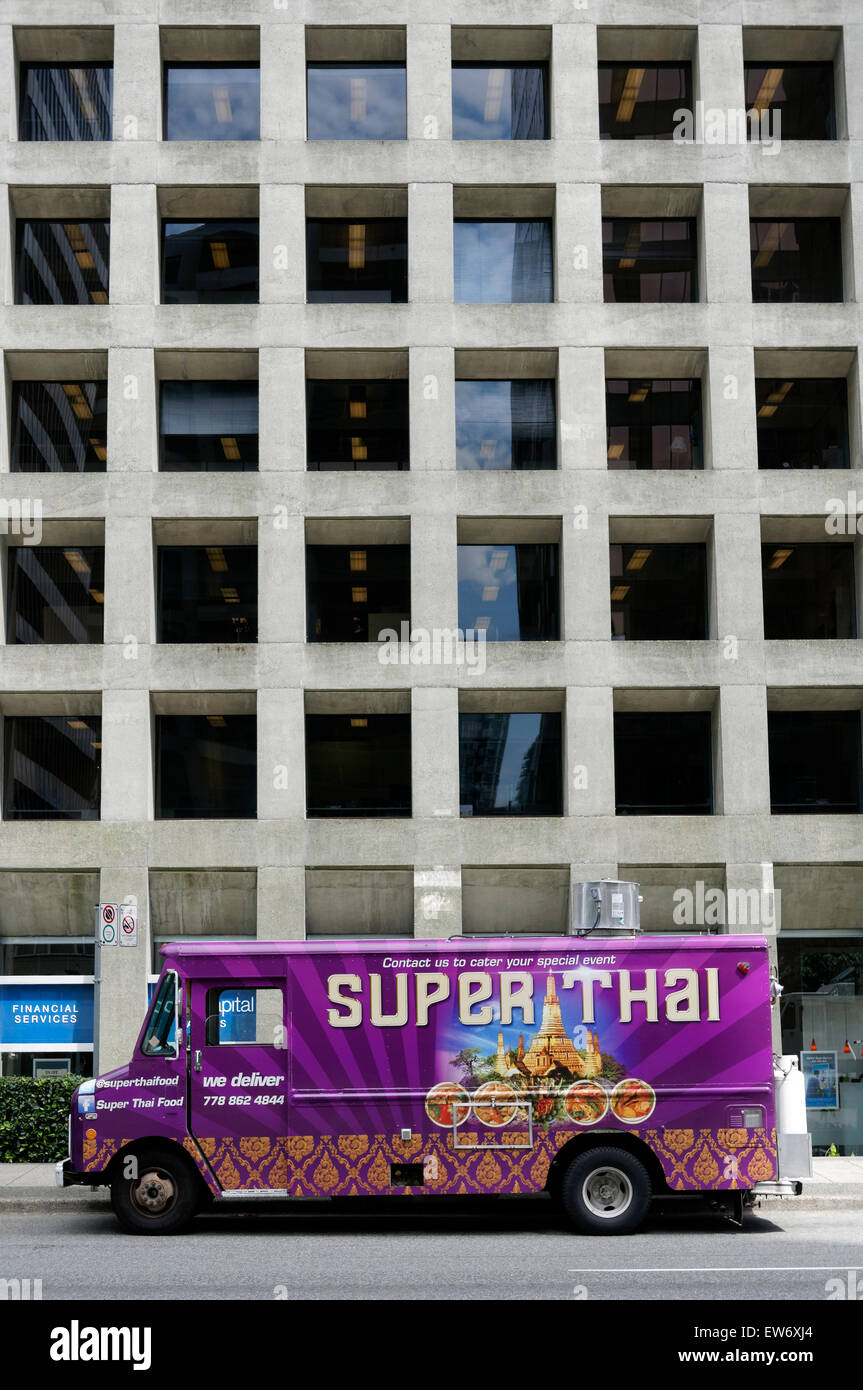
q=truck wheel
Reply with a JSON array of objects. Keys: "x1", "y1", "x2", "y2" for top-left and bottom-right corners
[
  {"x1": 561, "y1": 1147, "x2": 652, "y2": 1235},
  {"x1": 111, "y1": 1148, "x2": 199, "y2": 1235}
]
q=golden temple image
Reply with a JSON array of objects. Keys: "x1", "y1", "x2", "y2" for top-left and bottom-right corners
[{"x1": 493, "y1": 973, "x2": 602, "y2": 1080}]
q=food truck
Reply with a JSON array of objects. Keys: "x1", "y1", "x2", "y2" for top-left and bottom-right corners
[{"x1": 58, "y1": 907, "x2": 810, "y2": 1235}]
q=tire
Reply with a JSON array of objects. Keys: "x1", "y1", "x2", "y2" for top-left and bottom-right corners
[
  {"x1": 110, "y1": 1147, "x2": 200, "y2": 1235},
  {"x1": 561, "y1": 1146, "x2": 652, "y2": 1236}
]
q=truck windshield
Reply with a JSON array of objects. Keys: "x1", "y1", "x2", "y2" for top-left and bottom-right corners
[{"x1": 142, "y1": 971, "x2": 178, "y2": 1057}]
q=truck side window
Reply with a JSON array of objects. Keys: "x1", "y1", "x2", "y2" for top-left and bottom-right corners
[
  {"x1": 142, "y1": 971, "x2": 178, "y2": 1057},
  {"x1": 205, "y1": 987, "x2": 283, "y2": 1046}
]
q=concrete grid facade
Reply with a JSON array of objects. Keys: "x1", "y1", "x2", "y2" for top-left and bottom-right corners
[{"x1": 1, "y1": 1, "x2": 863, "y2": 1071}]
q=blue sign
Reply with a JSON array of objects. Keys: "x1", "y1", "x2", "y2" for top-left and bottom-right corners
[
  {"x1": 802, "y1": 1050, "x2": 839, "y2": 1110},
  {"x1": 0, "y1": 984, "x2": 94, "y2": 1046}
]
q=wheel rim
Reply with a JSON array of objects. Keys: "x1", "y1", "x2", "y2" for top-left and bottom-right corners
[
  {"x1": 131, "y1": 1168, "x2": 177, "y2": 1217},
  {"x1": 582, "y1": 1165, "x2": 633, "y2": 1219}
]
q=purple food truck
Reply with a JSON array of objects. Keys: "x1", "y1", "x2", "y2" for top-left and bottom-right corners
[{"x1": 58, "y1": 917, "x2": 810, "y2": 1235}]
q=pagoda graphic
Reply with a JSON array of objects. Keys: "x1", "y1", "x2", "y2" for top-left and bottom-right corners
[{"x1": 494, "y1": 973, "x2": 602, "y2": 1080}]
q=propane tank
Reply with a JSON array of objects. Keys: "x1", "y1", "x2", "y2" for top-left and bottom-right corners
[{"x1": 775, "y1": 1054, "x2": 807, "y2": 1134}]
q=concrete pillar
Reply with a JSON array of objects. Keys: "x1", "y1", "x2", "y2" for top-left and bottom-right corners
[
  {"x1": 566, "y1": 687, "x2": 616, "y2": 815},
  {"x1": 694, "y1": 23, "x2": 745, "y2": 113},
  {"x1": 409, "y1": 346, "x2": 455, "y2": 471},
  {"x1": 97, "y1": 867, "x2": 152, "y2": 1073},
  {"x1": 563, "y1": 507, "x2": 609, "y2": 640},
  {"x1": 257, "y1": 866, "x2": 305, "y2": 940},
  {"x1": 257, "y1": 509, "x2": 305, "y2": 644},
  {"x1": 107, "y1": 348, "x2": 157, "y2": 472},
  {"x1": 257, "y1": 688, "x2": 306, "y2": 821},
  {"x1": 701, "y1": 183, "x2": 752, "y2": 306},
  {"x1": 259, "y1": 347, "x2": 306, "y2": 471},
  {"x1": 559, "y1": 346, "x2": 607, "y2": 471},
  {"x1": 108, "y1": 184, "x2": 159, "y2": 305},
  {"x1": 100, "y1": 689, "x2": 153, "y2": 822},
  {"x1": 103, "y1": 512, "x2": 155, "y2": 647},
  {"x1": 711, "y1": 512, "x2": 764, "y2": 641},
  {"x1": 0, "y1": 181, "x2": 12, "y2": 305},
  {"x1": 414, "y1": 866, "x2": 462, "y2": 938},
  {"x1": 716, "y1": 686, "x2": 771, "y2": 816},
  {"x1": 552, "y1": 24, "x2": 598, "y2": 141},
  {"x1": 260, "y1": 21, "x2": 306, "y2": 141},
  {"x1": 409, "y1": 183, "x2": 453, "y2": 304},
  {"x1": 840, "y1": 24, "x2": 863, "y2": 141},
  {"x1": 556, "y1": 182, "x2": 603, "y2": 304},
  {"x1": 112, "y1": 23, "x2": 161, "y2": 143},
  {"x1": 259, "y1": 184, "x2": 306, "y2": 304},
  {"x1": 411, "y1": 508, "x2": 458, "y2": 633},
  {"x1": 411, "y1": 687, "x2": 460, "y2": 819},
  {"x1": 0, "y1": 26, "x2": 14, "y2": 143},
  {"x1": 407, "y1": 23, "x2": 451, "y2": 142},
  {"x1": 706, "y1": 346, "x2": 758, "y2": 471}
]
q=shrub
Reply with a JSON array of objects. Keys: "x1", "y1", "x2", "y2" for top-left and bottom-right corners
[{"x1": 0, "y1": 1076, "x2": 84, "y2": 1163}]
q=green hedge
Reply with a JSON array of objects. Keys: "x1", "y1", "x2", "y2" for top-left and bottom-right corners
[{"x1": 0, "y1": 1076, "x2": 85, "y2": 1163}]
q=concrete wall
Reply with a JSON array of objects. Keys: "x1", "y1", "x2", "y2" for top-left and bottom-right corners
[{"x1": 0, "y1": 2, "x2": 862, "y2": 1068}]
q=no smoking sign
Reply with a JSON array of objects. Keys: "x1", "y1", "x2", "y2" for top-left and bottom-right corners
[{"x1": 119, "y1": 907, "x2": 138, "y2": 948}]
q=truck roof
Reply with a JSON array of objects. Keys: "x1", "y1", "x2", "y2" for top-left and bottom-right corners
[{"x1": 160, "y1": 934, "x2": 770, "y2": 958}]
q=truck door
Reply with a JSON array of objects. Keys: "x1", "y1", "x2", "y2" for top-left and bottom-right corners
[{"x1": 187, "y1": 975, "x2": 289, "y2": 1191}]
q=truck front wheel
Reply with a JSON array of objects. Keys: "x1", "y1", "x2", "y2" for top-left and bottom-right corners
[
  {"x1": 561, "y1": 1146, "x2": 652, "y2": 1235},
  {"x1": 111, "y1": 1147, "x2": 199, "y2": 1235}
]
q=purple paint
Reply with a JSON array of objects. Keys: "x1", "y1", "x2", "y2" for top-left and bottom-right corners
[{"x1": 68, "y1": 935, "x2": 779, "y2": 1199}]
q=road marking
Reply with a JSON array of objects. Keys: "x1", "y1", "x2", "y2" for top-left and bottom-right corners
[{"x1": 568, "y1": 1266, "x2": 861, "y2": 1274}]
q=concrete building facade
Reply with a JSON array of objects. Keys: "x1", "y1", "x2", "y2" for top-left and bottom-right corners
[{"x1": 0, "y1": 2, "x2": 862, "y2": 1152}]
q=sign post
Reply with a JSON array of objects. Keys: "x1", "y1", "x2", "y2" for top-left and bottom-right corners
[{"x1": 93, "y1": 904, "x2": 118, "y2": 1075}]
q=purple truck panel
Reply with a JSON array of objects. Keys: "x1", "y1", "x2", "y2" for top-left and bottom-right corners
[{"x1": 71, "y1": 935, "x2": 778, "y2": 1196}]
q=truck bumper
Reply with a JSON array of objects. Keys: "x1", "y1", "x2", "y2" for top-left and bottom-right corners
[
  {"x1": 55, "y1": 1158, "x2": 92, "y2": 1187},
  {"x1": 750, "y1": 1178, "x2": 804, "y2": 1197}
]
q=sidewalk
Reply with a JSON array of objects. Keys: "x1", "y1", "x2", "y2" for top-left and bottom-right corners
[{"x1": 0, "y1": 1158, "x2": 862, "y2": 1212}]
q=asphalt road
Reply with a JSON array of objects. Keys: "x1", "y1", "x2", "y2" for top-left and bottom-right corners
[{"x1": 2, "y1": 1198, "x2": 862, "y2": 1301}]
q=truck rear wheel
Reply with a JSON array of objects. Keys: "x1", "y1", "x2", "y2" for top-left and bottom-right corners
[
  {"x1": 561, "y1": 1146, "x2": 652, "y2": 1235},
  {"x1": 111, "y1": 1147, "x2": 199, "y2": 1235}
]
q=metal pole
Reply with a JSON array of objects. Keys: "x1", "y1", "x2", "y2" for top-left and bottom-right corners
[{"x1": 92, "y1": 906, "x2": 101, "y2": 1076}]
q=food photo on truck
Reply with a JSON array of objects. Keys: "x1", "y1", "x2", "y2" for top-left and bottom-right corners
[{"x1": 56, "y1": 880, "x2": 811, "y2": 1236}]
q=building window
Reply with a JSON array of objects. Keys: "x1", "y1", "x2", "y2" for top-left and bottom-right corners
[
  {"x1": 598, "y1": 62, "x2": 691, "y2": 139},
  {"x1": 306, "y1": 545, "x2": 410, "y2": 642},
  {"x1": 162, "y1": 220, "x2": 259, "y2": 303},
  {"x1": 768, "y1": 711, "x2": 862, "y2": 813},
  {"x1": 744, "y1": 63, "x2": 836, "y2": 141},
  {"x1": 7, "y1": 547, "x2": 105, "y2": 645},
  {"x1": 3, "y1": 717, "x2": 102, "y2": 820},
  {"x1": 15, "y1": 220, "x2": 110, "y2": 305},
  {"x1": 155, "y1": 715, "x2": 257, "y2": 819},
  {"x1": 603, "y1": 219, "x2": 698, "y2": 303},
  {"x1": 306, "y1": 714, "x2": 411, "y2": 817},
  {"x1": 306, "y1": 379, "x2": 409, "y2": 471},
  {"x1": 606, "y1": 378, "x2": 702, "y2": 470},
  {"x1": 459, "y1": 712, "x2": 562, "y2": 816},
  {"x1": 454, "y1": 220, "x2": 553, "y2": 303},
  {"x1": 750, "y1": 219, "x2": 843, "y2": 302},
  {"x1": 756, "y1": 377, "x2": 849, "y2": 469},
  {"x1": 777, "y1": 935, "x2": 863, "y2": 1155},
  {"x1": 615, "y1": 711, "x2": 713, "y2": 814},
  {"x1": 610, "y1": 543, "x2": 708, "y2": 640},
  {"x1": 157, "y1": 547, "x2": 257, "y2": 644},
  {"x1": 763, "y1": 544, "x2": 856, "y2": 639},
  {"x1": 457, "y1": 544, "x2": 559, "y2": 641},
  {"x1": 163, "y1": 63, "x2": 260, "y2": 140},
  {"x1": 456, "y1": 380, "x2": 556, "y2": 471},
  {"x1": 159, "y1": 381, "x2": 259, "y2": 471},
  {"x1": 307, "y1": 63, "x2": 406, "y2": 139},
  {"x1": 19, "y1": 63, "x2": 113, "y2": 141},
  {"x1": 452, "y1": 64, "x2": 549, "y2": 139},
  {"x1": 306, "y1": 219, "x2": 408, "y2": 303},
  {"x1": 0, "y1": 940, "x2": 95, "y2": 974},
  {"x1": 10, "y1": 381, "x2": 107, "y2": 472}
]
